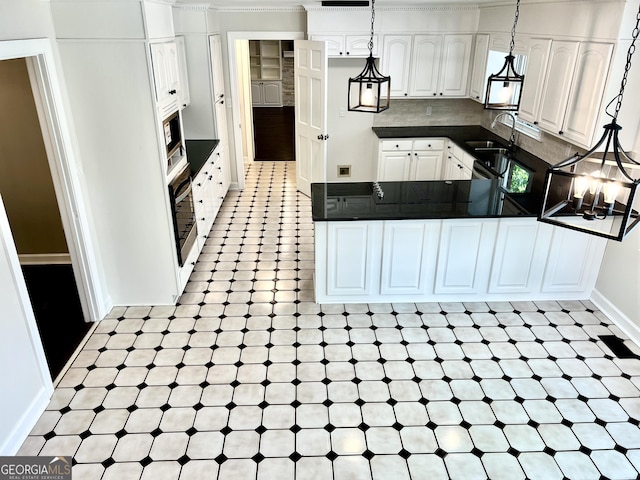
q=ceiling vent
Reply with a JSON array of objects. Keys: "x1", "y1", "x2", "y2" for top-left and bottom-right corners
[{"x1": 321, "y1": 1, "x2": 370, "y2": 6}]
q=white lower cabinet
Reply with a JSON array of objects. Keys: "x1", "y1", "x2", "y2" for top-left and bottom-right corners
[
  {"x1": 321, "y1": 221, "x2": 382, "y2": 297},
  {"x1": 541, "y1": 222, "x2": 608, "y2": 293},
  {"x1": 434, "y1": 219, "x2": 498, "y2": 295},
  {"x1": 314, "y1": 217, "x2": 607, "y2": 303},
  {"x1": 377, "y1": 138, "x2": 445, "y2": 181},
  {"x1": 380, "y1": 221, "x2": 440, "y2": 295},
  {"x1": 488, "y1": 218, "x2": 553, "y2": 294}
]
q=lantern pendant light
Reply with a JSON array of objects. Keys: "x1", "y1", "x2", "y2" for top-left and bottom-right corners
[
  {"x1": 348, "y1": 0, "x2": 390, "y2": 113},
  {"x1": 485, "y1": 0, "x2": 524, "y2": 110},
  {"x1": 538, "y1": 5, "x2": 640, "y2": 241}
]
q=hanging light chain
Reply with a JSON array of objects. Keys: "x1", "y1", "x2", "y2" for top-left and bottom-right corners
[
  {"x1": 612, "y1": 5, "x2": 640, "y2": 120},
  {"x1": 368, "y1": 0, "x2": 376, "y2": 54},
  {"x1": 509, "y1": 0, "x2": 520, "y2": 55}
]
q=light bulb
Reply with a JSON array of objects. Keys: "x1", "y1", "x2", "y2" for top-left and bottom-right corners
[
  {"x1": 360, "y1": 83, "x2": 377, "y2": 108},
  {"x1": 572, "y1": 175, "x2": 589, "y2": 210},
  {"x1": 603, "y1": 182, "x2": 620, "y2": 203},
  {"x1": 497, "y1": 82, "x2": 514, "y2": 104},
  {"x1": 588, "y1": 170, "x2": 602, "y2": 195}
]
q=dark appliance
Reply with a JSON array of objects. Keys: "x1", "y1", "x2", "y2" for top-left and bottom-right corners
[{"x1": 168, "y1": 163, "x2": 197, "y2": 266}]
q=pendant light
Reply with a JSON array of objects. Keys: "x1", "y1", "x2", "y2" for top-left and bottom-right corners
[
  {"x1": 538, "y1": 6, "x2": 640, "y2": 242},
  {"x1": 348, "y1": 0, "x2": 390, "y2": 113},
  {"x1": 485, "y1": 0, "x2": 524, "y2": 110}
]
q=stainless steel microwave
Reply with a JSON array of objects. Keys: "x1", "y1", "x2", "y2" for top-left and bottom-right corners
[{"x1": 163, "y1": 110, "x2": 183, "y2": 159}]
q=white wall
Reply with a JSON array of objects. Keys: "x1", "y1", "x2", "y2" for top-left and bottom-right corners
[
  {"x1": 326, "y1": 58, "x2": 376, "y2": 182},
  {"x1": 0, "y1": 0, "x2": 56, "y2": 41}
]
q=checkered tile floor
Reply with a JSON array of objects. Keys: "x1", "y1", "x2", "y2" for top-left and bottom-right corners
[{"x1": 18, "y1": 161, "x2": 640, "y2": 479}]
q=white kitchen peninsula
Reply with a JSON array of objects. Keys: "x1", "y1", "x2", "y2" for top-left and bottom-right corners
[{"x1": 312, "y1": 125, "x2": 608, "y2": 304}]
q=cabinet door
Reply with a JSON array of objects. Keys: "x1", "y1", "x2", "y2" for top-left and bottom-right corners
[
  {"x1": 150, "y1": 41, "x2": 180, "y2": 117},
  {"x1": 562, "y1": 42, "x2": 613, "y2": 147},
  {"x1": 326, "y1": 222, "x2": 382, "y2": 296},
  {"x1": 541, "y1": 223, "x2": 607, "y2": 294},
  {"x1": 379, "y1": 151, "x2": 412, "y2": 181},
  {"x1": 311, "y1": 35, "x2": 345, "y2": 57},
  {"x1": 488, "y1": 219, "x2": 553, "y2": 294},
  {"x1": 209, "y1": 35, "x2": 226, "y2": 102},
  {"x1": 251, "y1": 81, "x2": 263, "y2": 105},
  {"x1": 380, "y1": 221, "x2": 440, "y2": 295},
  {"x1": 262, "y1": 81, "x2": 283, "y2": 106},
  {"x1": 381, "y1": 35, "x2": 412, "y2": 97},
  {"x1": 346, "y1": 35, "x2": 378, "y2": 57},
  {"x1": 408, "y1": 35, "x2": 442, "y2": 97},
  {"x1": 469, "y1": 34, "x2": 490, "y2": 102},
  {"x1": 518, "y1": 38, "x2": 552, "y2": 124},
  {"x1": 164, "y1": 42, "x2": 181, "y2": 101},
  {"x1": 537, "y1": 40, "x2": 579, "y2": 135},
  {"x1": 176, "y1": 36, "x2": 190, "y2": 109},
  {"x1": 435, "y1": 219, "x2": 498, "y2": 294},
  {"x1": 412, "y1": 151, "x2": 443, "y2": 181},
  {"x1": 439, "y1": 34, "x2": 473, "y2": 96}
]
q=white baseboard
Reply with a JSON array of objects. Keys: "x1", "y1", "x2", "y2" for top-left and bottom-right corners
[
  {"x1": 19, "y1": 253, "x2": 71, "y2": 265},
  {"x1": 591, "y1": 289, "x2": 640, "y2": 348},
  {"x1": 0, "y1": 385, "x2": 52, "y2": 455}
]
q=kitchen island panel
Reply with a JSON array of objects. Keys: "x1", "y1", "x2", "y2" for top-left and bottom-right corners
[{"x1": 314, "y1": 217, "x2": 607, "y2": 304}]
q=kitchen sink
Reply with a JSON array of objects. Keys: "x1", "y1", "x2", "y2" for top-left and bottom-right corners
[{"x1": 465, "y1": 140, "x2": 506, "y2": 150}]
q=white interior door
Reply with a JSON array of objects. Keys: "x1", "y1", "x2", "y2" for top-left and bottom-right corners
[{"x1": 294, "y1": 40, "x2": 327, "y2": 197}]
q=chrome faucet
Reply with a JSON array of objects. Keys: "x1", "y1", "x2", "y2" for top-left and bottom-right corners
[{"x1": 491, "y1": 112, "x2": 517, "y2": 150}]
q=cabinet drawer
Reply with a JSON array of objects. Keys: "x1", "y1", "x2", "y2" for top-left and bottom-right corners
[
  {"x1": 413, "y1": 139, "x2": 445, "y2": 151},
  {"x1": 447, "y1": 141, "x2": 464, "y2": 159},
  {"x1": 381, "y1": 140, "x2": 412, "y2": 151}
]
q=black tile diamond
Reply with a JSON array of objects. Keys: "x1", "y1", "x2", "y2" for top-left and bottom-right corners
[
  {"x1": 43, "y1": 431, "x2": 56, "y2": 441},
  {"x1": 150, "y1": 428, "x2": 163, "y2": 438},
  {"x1": 324, "y1": 423, "x2": 336, "y2": 433},
  {"x1": 362, "y1": 449, "x2": 375, "y2": 460},
  {"x1": 140, "y1": 456, "x2": 153, "y2": 467},
  {"x1": 115, "y1": 428, "x2": 127, "y2": 439},
  {"x1": 578, "y1": 445, "x2": 592, "y2": 455},
  {"x1": 325, "y1": 451, "x2": 338, "y2": 461},
  {"x1": 59, "y1": 406, "x2": 72, "y2": 415},
  {"x1": 214, "y1": 453, "x2": 228, "y2": 465},
  {"x1": 252, "y1": 453, "x2": 265, "y2": 464},
  {"x1": 93, "y1": 405, "x2": 105, "y2": 414},
  {"x1": 291, "y1": 400, "x2": 301, "y2": 408},
  {"x1": 507, "y1": 447, "x2": 520, "y2": 457},
  {"x1": 226, "y1": 402, "x2": 237, "y2": 410},
  {"x1": 323, "y1": 399, "x2": 334, "y2": 408},
  {"x1": 471, "y1": 447, "x2": 484, "y2": 458},
  {"x1": 101, "y1": 458, "x2": 115, "y2": 469},
  {"x1": 434, "y1": 448, "x2": 447, "y2": 458},
  {"x1": 290, "y1": 424, "x2": 302, "y2": 434},
  {"x1": 543, "y1": 446, "x2": 557, "y2": 456},
  {"x1": 355, "y1": 398, "x2": 366, "y2": 407},
  {"x1": 79, "y1": 430, "x2": 92, "y2": 440}
]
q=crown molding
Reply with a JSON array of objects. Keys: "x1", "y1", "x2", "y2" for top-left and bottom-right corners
[
  {"x1": 304, "y1": 4, "x2": 481, "y2": 11},
  {"x1": 217, "y1": 5, "x2": 305, "y2": 12},
  {"x1": 175, "y1": 3, "x2": 212, "y2": 10}
]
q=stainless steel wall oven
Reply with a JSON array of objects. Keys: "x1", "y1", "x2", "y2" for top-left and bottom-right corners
[{"x1": 168, "y1": 163, "x2": 197, "y2": 266}]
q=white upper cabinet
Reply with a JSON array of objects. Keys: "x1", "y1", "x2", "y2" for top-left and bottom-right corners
[
  {"x1": 536, "y1": 40, "x2": 580, "y2": 134},
  {"x1": 150, "y1": 41, "x2": 182, "y2": 118},
  {"x1": 439, "y1": 34, "x2": 473, "y2": 96},
  {"x1": 519, "y1": 39, "x2": 613, "y2": 148},
  {"x1": 562, "y1": 42, "x2": 614, "y2": 146},
  {"x1": 382, "y1": 34, "x2": 472, "y2": 98},
  {"x1": 469, "y1": 34, "x2": 490, "y2": 103},
  {"x1": 175, "y1": 36, "x2": 190, "y2": 109},
  {"x1": 310, "y1": 34, "x2": 378, "y2": 57},
  {"x1": 518, "y1": 38, "x2": 552, "y2": 123},
  {"x1": 408, "y1": 35, "x2": 442, "y2": 97},
  {"x1": 381, "y1": 35, "x2": 412, "y2": 97}
]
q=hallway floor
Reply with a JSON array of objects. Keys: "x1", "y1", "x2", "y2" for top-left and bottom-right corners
[{"x1": 18, "y1": 161, "x2": 640, "y2": 479}]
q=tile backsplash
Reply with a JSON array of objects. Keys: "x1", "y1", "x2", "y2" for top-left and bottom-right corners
[{"x1": 373, "y1": 98, "x2": 587, "y2": 166}]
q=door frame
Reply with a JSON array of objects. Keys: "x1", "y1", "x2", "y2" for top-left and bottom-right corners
[
  {"x1": 0, "y1": 38, "x2": 109, "y2": 323},
  {"x1": 227, "y1": 31, "x2": 305, "y2": 190}
]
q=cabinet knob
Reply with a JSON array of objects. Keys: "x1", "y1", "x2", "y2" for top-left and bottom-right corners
[
  {"x1": 407, "y1": 153, "x2": 411, "y2": 156},
  {"x1": 428, "y1": 144, "x2": 431, "y2": 148},
  {"x1": 414, "y1": 153, "x2": 418, "y2": 156},
  {"x1": 395, "y1": 144, "x2": 399, "y2": 148},
  {"x1": 201, "y1": 217, "x2": 206, "y2": 221},
  {"x1": 346, "y1": 52, "x2": 350, "y2": 55},
  {"x1": 191, "y1": 261, "x2": 196, "y2": 266},
  {"x1": 475, "y1": 96, "x2": 480, "y2": 99},
  {"x1": 198, "y1": 200, "x2": 203, "y2": 203},
  {"x1": 169, "y1": 89, "x2": 177, "y2": 95},
  {"x1": 439, "y1": 93, "x2": 443, "y2": 96},
  {"x1": 433, "y1": 93, "x2": 437, "y2": 96},
  {"x1": 220, "y1": 182, "x2": 223, "y2": 185},
  {"x1": 339, "y1": 52, "x2": 343, "y2": 55},
  {"x1": 559, "y1": 131, "x2": 564, "y2": 135},
  {"x1": 534, "y1": 121, "x2": 539, "y2": 125},
  {"x1": 197, "y1": 183, "x2": 202, "y2": 187}
]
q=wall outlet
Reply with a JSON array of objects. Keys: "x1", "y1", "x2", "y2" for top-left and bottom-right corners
[
  {"x1": 339, "y1": 107, "x2": 346, "y2": 118},
  {"x1": 338, "y1": 165, "x2": 351, "y2": 177},
  {"x1": 426, "y1": 106, "x2": 432, "y2": 116}
]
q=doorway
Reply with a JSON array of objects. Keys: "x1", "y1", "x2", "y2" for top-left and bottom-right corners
[
  {"x1": 250, "y1": 39, "x2": 295, "y2": 162},
  {"x1": 0, "y1": 57, "x2": 91, "y2": 379}
]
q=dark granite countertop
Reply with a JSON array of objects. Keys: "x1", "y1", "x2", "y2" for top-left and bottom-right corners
[
  {"x1": 185, "y1": 139, "x2": 220, "y2": 176},
  {"x1": 311, "y1": 125, "x2": 554, "y2": 221}
]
